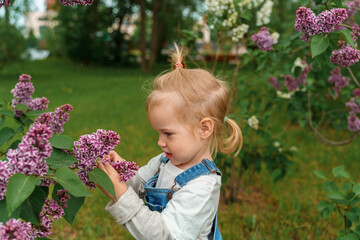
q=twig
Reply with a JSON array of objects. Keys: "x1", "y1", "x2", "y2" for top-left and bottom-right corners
[
  {"x1": 347, "y1": 67, "x2": 360, "y2": 88},
  {"x1": 307, "y1": 91, "x2": 358, "y2": 146}
]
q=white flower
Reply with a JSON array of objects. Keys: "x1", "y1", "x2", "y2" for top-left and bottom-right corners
[
  {"x1": 278, "y1": 148, "x2": 283, "y2": 153},
  {"x1": 290, "y1": 146, "x2": 298, "y2": 152},
  {"x1": 232, "y1": 24, "x2": 249, "y2": 42},
  {"x1": 256, "y1": 0, "x2": 273, "y2": 26},
  {"x1": 248, "y1": 115, "x2": 259, "y2": 130},
  {"x1": 273, "y1": 141, "x2": 280, "y2": 148},
  {"x1": 271, "y1": 32, "x2": 279, "y2": 44},
  {"x1": 276, "y1": 90, "x2": 293, "y2": 99},
  {"x1": 291, "y1": 57, "x2": 307, "y2": 73}
]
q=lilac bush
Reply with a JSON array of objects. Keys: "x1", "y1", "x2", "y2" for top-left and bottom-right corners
[{"x1": 1, "y1": 74, "x2": 139, "y2": 239}]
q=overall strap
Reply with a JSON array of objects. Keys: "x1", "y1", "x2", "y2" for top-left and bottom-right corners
[{"x1": 175, "y1": 159, "x2": 222, "y2": 187}]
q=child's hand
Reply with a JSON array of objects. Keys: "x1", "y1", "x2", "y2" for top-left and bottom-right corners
[
  {"x1": 97, "y1": 159, "x2": 128, "y2": 202},
  {"x1": 103, "y1": 150, "x2": 124, "y2": 163}
]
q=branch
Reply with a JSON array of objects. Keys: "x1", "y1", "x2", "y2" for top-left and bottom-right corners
[
  {"x1": 307, "y1": 91, "x2": 359, "y2": 146},
  {"x1": 347, "y1": 67, "x2": 360, "y2": 88}
]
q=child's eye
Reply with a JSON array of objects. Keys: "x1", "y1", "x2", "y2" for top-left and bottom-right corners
[{"x1": 164, "y1": 132, "x2": 173, "y2": 136}]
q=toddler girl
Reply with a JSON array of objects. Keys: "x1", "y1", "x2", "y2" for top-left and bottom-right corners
[{"x1": 97, "y1": 44, "x2": 243, "y2": 240}]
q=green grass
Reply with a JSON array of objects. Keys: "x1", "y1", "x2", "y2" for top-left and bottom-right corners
[{"x1": 0, "y1": 59, "x2": 359, "y2": 239}]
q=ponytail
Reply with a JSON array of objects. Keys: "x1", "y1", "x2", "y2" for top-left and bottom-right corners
[{"x1": 218, "y1": 117, "x2": 243, "y2": 157}]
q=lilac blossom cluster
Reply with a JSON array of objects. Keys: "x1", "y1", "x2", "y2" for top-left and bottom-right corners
[
  {"x1": 294, "y1": 7, "x2": 348, "y2": 42},
  {"x1": 34, "y1": 104, "x2": 74, "y2": 135},
  {"x1": 73, "y1": 129, "x2": 120, "y2": 189},
  {"x1": 251, "y1": 27, "x2": 274, "y2": 52},
  {"x1": 11, "y1": 74, "x2": 49, "y2": 117},
  {"x1": 269, "y1": 62, "x2": 312, "y2": 92},
  {"x1": 328, "y1": 67, "x2": 350, "y2": 99},
  {"x1": 59, "y1": 0, "x2": 93, "y2": 6},
  {"x1": 330, "y1": 43, "x2": 360, "y2": 67},
  {"x1": 346, "y1": 90, "x2": 360, "y2": 132},
  {"x1": 33, "y1": 198, "x2": 66, "y2": 238},
  {"x1": 57, "y1": 189, "x2": 70, "y2": 208},
  {"x1": 346, "y1": 0, "x2": 360, "y2": 17},
  {"x1": 101, "y1": 156, "x2": 139, "y2": 182},
  {"x1": 0, "y1": 218, "x2": 33, "y2": 240}
]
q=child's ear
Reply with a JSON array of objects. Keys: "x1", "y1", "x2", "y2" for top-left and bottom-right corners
[{"x1": 199, "y1": 118, "x2": 214, "y2": 139}]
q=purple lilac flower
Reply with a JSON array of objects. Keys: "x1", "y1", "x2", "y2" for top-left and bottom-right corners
[
  {"x1": 0, "y1": 161, "x2": 12, "y2": 200},
  {"x1": 6, "y1": 123, "x2": 52, "y2": 177},
  {"x1": 73, "y1": 129, "x2": 120, "y2": 188},
  {"x1": 283, "y1": 75, "x2": 298, "y2": 92},
  {"x1": 297, "y1": 63, "x2": 312, "y2": 85},
  {"x1": 33, "y1": 199, "x2": 65, "y2": 238},
  {"x1": 34, "y1": 104, "x2": 73, "y2": 135},
  {"x1": 353, "y1": 88, "x2": 360, "y2": 98},
  {"x1": 101, "y1": 156, "x2": 139, "y2": 182},
  {"x1": 57, "y1": 189, "x2": 70, "y2": 208},
  {"x1": 348, "y1": 114, "x2": 360, "y2": 132},
  {"x1": 10, "y1": 74, "x2": 49, "y2": 117},
  {"x1": 330, "y1": 44, "x2": 360, "y2": 67},
  {"x1": 346, "y1": 0, "x2": 360, "y2": 17},
  {"x1": 351, "y1": 24, "x2": 360, "y2": 47},
  {"x1": 328, "y1": 67, "x2": 350, "y2": 99},
  {"x1": 0, "y1": 218, "x2": 33, "y2": 240},
  {"x1": 346, "y1": 97, "x2": 360, "y2": 114},
  {"x1": 269, "y1": 76, "x2": 282, "y2": 90},
  {"x1": 251, "y1": 27, "x2": 274, "y2": 52},
  {"x1": 294, "y1": 7, "x2": 348, "y2": 42}
]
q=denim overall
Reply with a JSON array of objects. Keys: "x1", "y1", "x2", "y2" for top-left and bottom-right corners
[{"x1": 144, "y1": 157, "x2": 223, "y2": 240}]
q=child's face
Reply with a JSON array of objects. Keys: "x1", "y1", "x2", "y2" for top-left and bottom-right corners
[{"x1": 148, "y1": 100, "x2": 211, "y2": 170}]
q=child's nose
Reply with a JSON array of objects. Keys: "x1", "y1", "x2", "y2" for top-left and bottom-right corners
[{"x1": 158, "y1": 137, "x2": 166, "y2": 147}]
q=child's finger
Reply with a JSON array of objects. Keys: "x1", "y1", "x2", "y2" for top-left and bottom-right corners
[
  {"x1": 97, "y1": 161, "x2": 107, "y2": 172},
  {"x1": 104, "y1": 162, "x2": 121, "y2": 180}
]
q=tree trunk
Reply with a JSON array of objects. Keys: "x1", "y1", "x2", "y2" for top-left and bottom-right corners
[
  {"x1": 148, "y1": 0, "x2": 162, "y2": 71},
  {"x1": 139, "y1": 0, "x2": 149, "y2": 72}
]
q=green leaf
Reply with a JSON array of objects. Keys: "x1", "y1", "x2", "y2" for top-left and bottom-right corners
[
  {"x1": 300, "y1": 0, "x2": 311, "y2": 5},
  {"x1": 6, "y1": 173, "x2": 36, "y2": 215},
  {"x1": 52, "y1": 168, "x2": 91, "y2": 197},
  {"x1": 89, "y1": 168, "x2": 116, "y2": 200},
  {"x1": 50, "y1": 135, "x2": 74, "y2": 150},
  {"x1": 47, "y1": 148, "x2": 77, "y2": 169},
  {"x1": 311, "y1": 35, "x2": 330, "y2": 58},
  {"x1": 354, "y1": 183, "x2": 360, "y2": 195},
  {"x1": 8, "y1": 140, "x2": 20, "y2": 150},
  {"x1": 346, "y1": 210, "x2": 359, "y2": 224},
  {"x1": 327, "y1": 191, "x2": 348, "y2": 204},
  {"x1": 0, "y1": 110, "x2": 14, "y2": 117},
  {"x1": 0, "y1": 127, "x2": 15, "y2": 146},
  {"x1": 0, "y1": 199, "x2": 21, "y2": 223},
  {"x1": 340, "y1": 29, "x2": 356, "y2": 48},
  {"x1": 338, "y1": 233, "x2": 360, "y2": 240},
  {"x1": 332, "y1": 165, "x2": 350, "y2": 179},
  {"x1": 324, "y1": 181, "x2": 339, "y2": 192},
  {"x1": 317, "y1": 201, "x2": 334, "y2": 219},
  {"x1": 19, "y1": 186, "x2": 48, "y2": 225},
  {"x1": 52, "y1": 183, "x2": 85, "y2": 225},
  {"x1": 0, "y1": 115, "x2": 5, "y2": 128},
  {"x1": 26, "y1": 110, "x2": 45, "y2": 117},
  {"x1": 15, "y1": 104, "x2": 29, "y2": 111},
  {"x1": 313, "y1": 170, "x2": 327, "y2": 180}
]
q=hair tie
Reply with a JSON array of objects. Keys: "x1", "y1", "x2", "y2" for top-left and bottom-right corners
[
  {"x1": 224, "y1": 116, "x2": 228, "y2": 123},
  {"x1": 175, "y1": 62, "x2": 183, "y2": 68}
]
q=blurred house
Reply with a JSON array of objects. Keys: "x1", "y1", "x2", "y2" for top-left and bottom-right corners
[{"x1": 25, "y1": 0, "x2": 58, "y2": 49}]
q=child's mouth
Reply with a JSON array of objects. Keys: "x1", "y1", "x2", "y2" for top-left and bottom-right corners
[{"x1": 165, "y1": 152, "x2": 173, "y2": 159}]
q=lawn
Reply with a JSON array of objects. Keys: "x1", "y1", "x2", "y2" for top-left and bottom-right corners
[{"x1": 0, "y1": 59, "x2": 359, "y2": 239}]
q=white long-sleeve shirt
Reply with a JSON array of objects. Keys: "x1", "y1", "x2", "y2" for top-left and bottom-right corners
[{"x1": 105, "y1": 153, "x2": 222, "y2": 240}]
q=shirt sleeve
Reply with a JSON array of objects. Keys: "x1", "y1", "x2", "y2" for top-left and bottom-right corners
[{"x1": 105, "y1": 174, "x2": 221, "y2": 240}]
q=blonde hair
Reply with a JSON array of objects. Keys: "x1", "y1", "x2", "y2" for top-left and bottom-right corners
[{"x1": 146, "y1": 44, "x2": 243, "y2": 157}]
